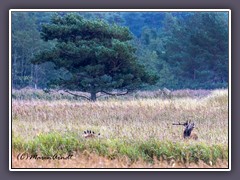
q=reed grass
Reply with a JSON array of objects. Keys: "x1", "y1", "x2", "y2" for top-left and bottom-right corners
[{"x1": 12, "y1": 89, "x2": 228, "y2": 167}]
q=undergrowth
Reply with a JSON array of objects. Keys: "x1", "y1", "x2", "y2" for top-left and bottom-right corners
[{"x1": 12, "y1": 132, "x2": 228, "y2": 165}]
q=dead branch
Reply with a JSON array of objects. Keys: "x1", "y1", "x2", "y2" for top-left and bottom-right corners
[
  {"x1": 172, "y1": 121, "x2": 189, "y2": 126},
  {"x1": 172, "y1": 122, "x2": 185, "y2": 126},
  {"x1": 64, "y1": 90, "x2": 91, "y2": 101},
  {"x1": 101, "y1": 90, "x2": 129, "y2": 96}
]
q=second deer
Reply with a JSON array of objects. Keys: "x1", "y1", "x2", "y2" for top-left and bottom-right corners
[
  {"x1": 83, "y1": 130, "x2": 100, "y2": 138},
  {"x1": 172, "y1": 121, "x2": 198, "y2": 140}
]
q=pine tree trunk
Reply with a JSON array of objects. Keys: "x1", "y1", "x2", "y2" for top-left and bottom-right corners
[{"x1": 90, "y1": 91, "x2": 97, "y2": 101}]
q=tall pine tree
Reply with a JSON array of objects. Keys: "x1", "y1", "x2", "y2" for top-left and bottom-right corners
[{"x1": 33, "y1": 13, "x2": 157, "y2": 101}]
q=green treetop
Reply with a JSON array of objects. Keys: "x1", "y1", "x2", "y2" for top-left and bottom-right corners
[{"x1": 33, "y1": 13, "x2": 157, "y2": 101}]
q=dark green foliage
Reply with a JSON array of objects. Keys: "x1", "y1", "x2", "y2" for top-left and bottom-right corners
[
  {"x1": 33, "y1": 14, "x2": 157, "y2": 101},
  {"x1": 11, "y1": 12, "x2": 39, "y2": 89},
  {"x1": 11, "y1": 12, "x2": 63, "y2": 89},
  {"x1": 137, "y1": 12, "x2": 228, "y2": 89},
  {"x1": 12, "y1": 11, "x2": 229, "y2": 91},
  {"x1": 159, "y1": 12, "x2": 228, "y2": 89}
]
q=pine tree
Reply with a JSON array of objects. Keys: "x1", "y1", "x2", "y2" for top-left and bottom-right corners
[{"x1": 33, "y1": 13, "x2": 157, "y2": 101}]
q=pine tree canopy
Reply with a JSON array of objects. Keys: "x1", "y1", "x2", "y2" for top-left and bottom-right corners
[{"x1": 32, "y1": 13, "x2": 158, "y2": 101}]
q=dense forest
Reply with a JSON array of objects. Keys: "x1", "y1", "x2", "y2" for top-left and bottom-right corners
[{"x1": 11, "y1": 11, "x2": 229, "y2": 91}]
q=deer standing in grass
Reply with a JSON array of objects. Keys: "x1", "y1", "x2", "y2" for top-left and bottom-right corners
[
  {"x1": 83, "y1": 130, "x2": 100, "y2": 138},
  {"x1": 172, "y1": 121, "x2": 198, "y2": 140}
]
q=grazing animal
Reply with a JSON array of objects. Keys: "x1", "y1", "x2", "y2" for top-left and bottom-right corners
[
  {"x1": 83, "y1": 130, "x2": 100, "y2": 138},
  {"x1": 183, "y1": 122, "x2": 198, "y2": 140},
  {"x1": 173, "y1": 120, "x2": 198, "y2": 140}
]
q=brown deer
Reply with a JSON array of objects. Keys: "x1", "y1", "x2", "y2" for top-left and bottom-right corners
[
  {"x1": 172, "y1": 120, "x2": 198, "y2": 140},
  {"x1": 83, "y1": 130, "x2": 100, "y2": 138}
]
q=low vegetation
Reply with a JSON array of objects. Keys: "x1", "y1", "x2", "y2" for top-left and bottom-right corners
[{"x1": 12, "y1": 89, "x2": 229, "y2": 168}]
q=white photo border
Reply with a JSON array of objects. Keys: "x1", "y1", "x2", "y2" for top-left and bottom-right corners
[{"x1": 9, "y1": 9, "x2": 231, "y2": 171}]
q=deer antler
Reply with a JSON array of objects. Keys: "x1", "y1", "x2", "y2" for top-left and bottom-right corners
[
  {"x1": 172, "y1": 121, "x2": 188, "y2": 126},
  {"x1": 83, "y1": 130, "x2": 100, "y2": 138}
]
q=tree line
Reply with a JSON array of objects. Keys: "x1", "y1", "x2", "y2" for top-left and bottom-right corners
[{"x1": 11, "y1": 11, "x2": 229, "y2": 94}]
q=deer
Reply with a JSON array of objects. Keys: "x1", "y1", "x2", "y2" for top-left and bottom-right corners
[
  {"x1": 172, "y1": 120, "x2": 198, "y2": 140},
  {"x1": 82, "y1": 130, "x2": 100, "y2": 138}
]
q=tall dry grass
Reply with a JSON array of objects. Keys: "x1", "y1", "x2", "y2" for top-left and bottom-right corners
[{"x1": 12, "y1": 89, "x2": 229, "y2": 168}]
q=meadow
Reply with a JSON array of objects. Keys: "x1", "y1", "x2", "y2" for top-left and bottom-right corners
[{"x1": 11, "y1": 89, "x2": 229, "y2": 168}]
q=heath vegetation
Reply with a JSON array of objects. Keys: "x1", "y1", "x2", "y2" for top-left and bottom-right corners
[{"x1": 12, "y1": 89, "x2": 228, "y2": 168}]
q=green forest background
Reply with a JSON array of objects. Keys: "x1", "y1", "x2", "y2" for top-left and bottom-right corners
[{"x1": 11, "y1": 11, "x2": 229, "y2": 91}]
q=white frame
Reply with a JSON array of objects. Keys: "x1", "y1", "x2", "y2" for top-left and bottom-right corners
[{"x1": 9, "y1": 9, "x2": 231, "y2": 171}]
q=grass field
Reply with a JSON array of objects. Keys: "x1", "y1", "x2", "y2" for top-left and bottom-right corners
[{"x1": 11, "y1": 89, "x2": 229, "y2": 168}]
